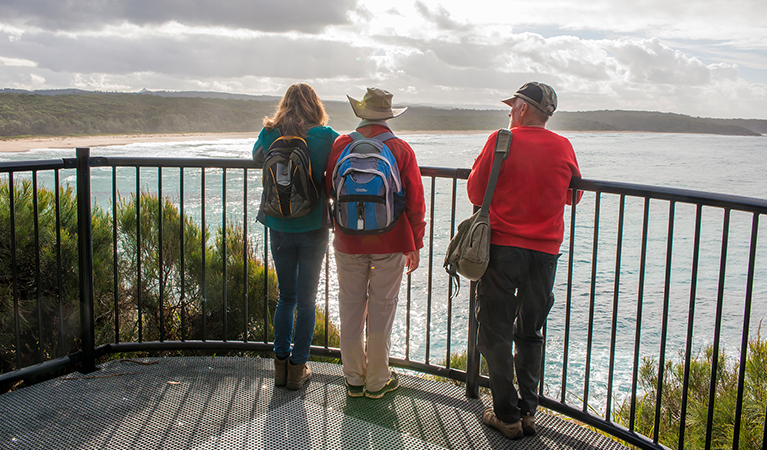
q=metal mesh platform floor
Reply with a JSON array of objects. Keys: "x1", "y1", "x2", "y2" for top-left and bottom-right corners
[{"x1": 0, "y1": 356, "x2": 629, "y2": 449}]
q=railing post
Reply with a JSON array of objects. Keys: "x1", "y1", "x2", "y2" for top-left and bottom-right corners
[
  {"x1": 465, "y1": 279, "x2": 481, "y2": 398},
  {"x1": 465, "y1": 206, "x2": 482, "y2": 398},
  {"x1": 76, "y1": 148, "x2": 97, "y2": 373}
]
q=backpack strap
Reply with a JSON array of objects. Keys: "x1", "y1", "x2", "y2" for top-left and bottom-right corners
[
  {"x1": 479, "y1": 129, "x2": 512, "y2": 217},
  {"x1": 349, "y1": 131, "x2": 397, "y2": 143},
  {"x1": 269, "y1": 135, "x2": 306, "y2": 149},
  {"x1": 370, "y1": 131, "x2": 396, "y2": 143},
  {"x1": 349, "y1": 131, "x2": 365, "y2": 142}
]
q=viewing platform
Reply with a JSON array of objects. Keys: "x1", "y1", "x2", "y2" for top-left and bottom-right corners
[
  {"x1": 2, "y1": 149, "x2": 766, "y2": 449},
  {"x1": 0, "y1": 356, "x2": 628, "y2": 449}
]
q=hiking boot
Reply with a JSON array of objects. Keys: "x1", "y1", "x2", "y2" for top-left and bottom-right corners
[
  {"x1": 274, "y1": 355, "x2": 287, "y2": 387},
  {"x1": 364, "y1": 372, "x2": 399, "y2": 399},
  {"x1": 345, "y1": 379, "x2": 365, "y2": 398},
  {"x1": 482, "y1": 408, "x2": 524, "y2": 440},
  {"x1": 521, "y1": 412, "x2": 536, "y2": 436},
  {"x1": 286, "y1": 361, "x2": 312, "y2": 390}
]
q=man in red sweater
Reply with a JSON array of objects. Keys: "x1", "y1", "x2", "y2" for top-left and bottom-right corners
[
  {"x1": 325, "y1": 87, "x2": 426, "y2": 399},
  {"x1": 467, "y1": 82, "x2": 581, "y2": 440}
]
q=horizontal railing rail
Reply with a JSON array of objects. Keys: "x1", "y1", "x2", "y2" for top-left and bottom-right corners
[
  {"x1": 0, "y1": 158, "x2": 76, "y2": 172},
  {"x1": 574, "y1": 178, "x2": 767, "y2": 213},
  {"x1": 1, "y1": 149, "x2": 765, "y2": 450}
]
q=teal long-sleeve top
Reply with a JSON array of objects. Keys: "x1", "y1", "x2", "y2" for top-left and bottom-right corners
[{"x1": 252, "y1": 125, "x2": 339, "y2": 233}]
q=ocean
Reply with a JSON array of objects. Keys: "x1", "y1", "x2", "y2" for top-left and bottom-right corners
[{"x1": 2, "y1": 131, "x2": 767, "y2": 411}]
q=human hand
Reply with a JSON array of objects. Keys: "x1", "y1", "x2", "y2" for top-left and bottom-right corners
[{"x1": 404, "y1": 250, "x2": 420, "y2": 275}]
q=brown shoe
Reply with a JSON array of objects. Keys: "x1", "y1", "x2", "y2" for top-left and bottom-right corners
[
  {"x1": 286, "y1": 361, "x2": 312, "y2": 390},
  {"x1": 522, "y1": 413, "x2": 536, "y2": 436},
  {"x1": 482, "y1": 408, "x2": 524, "y2": 440},
  {"x1": 274, "y1": 356, "x2": 287, "y2": 387}
]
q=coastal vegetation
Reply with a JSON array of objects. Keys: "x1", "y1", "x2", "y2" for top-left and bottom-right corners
[
  {"x1": 617, "y1": 334, "x2": 767, "y2": 450},
  {"x1": 0, "y1": 179, "x2": 341, "y2": 381},
  {"x1": 549, "y1": 110, "x2": 766, "y2": 136},
  {"x1": 1, "y1": 90, "x2": 764, "y2": 138},
  {"x1": 439, "y1": 339, "x2": 767, "y2": 449}
]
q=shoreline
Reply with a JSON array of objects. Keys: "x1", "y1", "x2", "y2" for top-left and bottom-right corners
[
  {"x1": 0, "y1": 132, "x2": 259, "y2": 154},
  {"x1": 2, "y1": 129, "x2": 723, "y2": 154},
  {"x1": 0, "y1": 130, "x2": 497, "y2": 154}
]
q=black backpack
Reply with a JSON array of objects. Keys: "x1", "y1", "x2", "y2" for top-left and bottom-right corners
[{"x1": 261, "y1": 135, "x2": 321, "y2": 218}]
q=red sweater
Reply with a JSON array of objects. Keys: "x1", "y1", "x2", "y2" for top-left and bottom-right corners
[
  {"x1": 467, "y1": 127, "x2": 581, "y2": 255},
  {"x1": 326, "y1": 124, "x2": 426, "y2": 255}
]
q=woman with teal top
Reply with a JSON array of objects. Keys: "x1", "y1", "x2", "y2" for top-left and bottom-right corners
[{"x1": 252, "y1": 83, "x2": 339, "y2": 390}]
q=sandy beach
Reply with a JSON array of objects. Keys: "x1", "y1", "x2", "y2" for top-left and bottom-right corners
[
  {"x1": 0, "y1": 130, "x2": 495, "y2": 154},
  {"x1": 0, "y1": 132, "x2": 261, "y2": 153}
]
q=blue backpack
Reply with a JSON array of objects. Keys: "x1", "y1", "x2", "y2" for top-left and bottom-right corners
[{"x1": 331, "y1": 131, "x2": 406, "y2": 234}]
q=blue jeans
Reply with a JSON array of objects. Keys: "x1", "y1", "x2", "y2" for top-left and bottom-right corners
[
  {"x1": 476, "y1": 245, "x2": 559, "y2": 423},
  {"x1": 270, "y1": 227, "x2": 329, "y2": 365}
]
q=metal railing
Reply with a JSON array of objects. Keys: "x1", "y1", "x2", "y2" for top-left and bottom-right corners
[{"x1": 1, "y1": 148, "x2": 766, "y2": 450}]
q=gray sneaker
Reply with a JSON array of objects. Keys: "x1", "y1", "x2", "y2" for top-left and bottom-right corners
[
  {"x1": 345, "y1": 379, "x2": 365, "y2": 398},
  {"x1": 364, "y1": 372, "x2": 399, "y2": 399},
  {"x1": 482, "y1": 408, "x2": 524, "y2": 440}
]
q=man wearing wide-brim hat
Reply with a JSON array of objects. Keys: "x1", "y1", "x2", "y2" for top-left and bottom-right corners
[
  {"x1": 467, "y1": 82, "x2": 582, "y2": 440},
  {"x1": 325, "y1": 87, "x2": 425, "y2": 400}
]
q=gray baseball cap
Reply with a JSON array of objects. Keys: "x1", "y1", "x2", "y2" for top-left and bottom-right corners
[{"x1": 502, "y1": 82, "x2": 557, "y2": 116}]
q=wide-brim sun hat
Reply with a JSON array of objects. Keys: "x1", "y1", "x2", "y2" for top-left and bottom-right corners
[
  {"x1": 347, "y1": 87, "x2": 407, "y2": 120},
  {"x1": 502, "y1": 82, "x2": 557, "y2": 116}
]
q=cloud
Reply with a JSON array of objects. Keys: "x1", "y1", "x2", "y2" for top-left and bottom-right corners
[
  {"x1": 414, "y1": 2, "x2": 470, "y2": 32},
  {"x1": 0, "y1": 55, "x2": 36, "y2": 67},
  {"x1": 0, "y1": 29, "x2": 371, "y2": 79},
  {"x1": 0, "y1": 0, "x2": 765, "y2": 118},
  {"x1": 0, "y1": 0, "x2": 357, "y2": 33},
  {"x1": 507, "y1": 34, "x2": 616, "y2": 81},
  {"x1": 605, "y1": 37, "x2": 712, "y2": 85}
]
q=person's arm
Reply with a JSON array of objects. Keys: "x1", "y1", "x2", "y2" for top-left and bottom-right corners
[
  {"x1": 252, "y1": 129, "x2": 266, "y2": 166},
  {"x1": 325, "y1": 135, "x2": 349, "y2": 197},
  {"x1": 565, "y1": 143, "x2": 583, "y2": 205},
  {"x1": 320, "y1": 129, "x2": 340, "y2": 180},
  {"x1": 397, "y1": 141, "x2": 426, "y2": 251}
]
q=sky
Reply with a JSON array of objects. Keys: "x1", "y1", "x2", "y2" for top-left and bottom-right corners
[{"x1": 0, "y1": 0, "x2": 765, "y2": 119}]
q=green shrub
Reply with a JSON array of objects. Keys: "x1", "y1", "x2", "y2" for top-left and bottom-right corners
[
  {"x1": 616, "y1": 329, "x2": 767, "y2": 449},
  {"x1": 0, "y1": 177, "x2": 121, "y2": 371},
  {"x1": 2, "y1": 179, "x2": 345, "y2": 373},
  {"x1": 0, "y1": 179, "x2": 340, "y2": 373},
  {"x1": 430, "y1": 350, "x2": 490, "y2": 389},
  {"x1": 0, "y1": 179, "x2": 90, "y2": 371},
  {"x1": 112, "y1": 192, "x2": 278, "y2": 343}
]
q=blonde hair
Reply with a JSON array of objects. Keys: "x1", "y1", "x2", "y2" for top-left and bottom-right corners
[{"x1": 263, "y1": 83, "x2": 329, "y2": 137}]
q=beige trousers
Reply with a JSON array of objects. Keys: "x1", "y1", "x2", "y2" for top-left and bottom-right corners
[{"x1": 335, "y1": 251, "x2": 406, "y2": 392}]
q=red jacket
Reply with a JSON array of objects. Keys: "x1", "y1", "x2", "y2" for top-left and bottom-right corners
[
  {"x1": 467, "y1": 127, "x2": 581, "y2": 254},
  {"x1": 326, "y1": 124, "x2": 426, "y2": 254}
]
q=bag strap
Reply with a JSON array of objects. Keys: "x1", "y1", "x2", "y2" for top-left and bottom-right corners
[
  {"x1": 349, "y1": 130, "x2": 397, "y2": 143},
  {"x1": 370, "y1": 131, "x2": 396, "y2": 142},
  {"x1": 349, "y1": 131, "x2": 365, "y2": 141},
  {"x1": 479, "y1": 129, "x2": 512, "y2": 216},
  {"x1": 268, "y1": 135, "x2": 307, "y2": 150}
]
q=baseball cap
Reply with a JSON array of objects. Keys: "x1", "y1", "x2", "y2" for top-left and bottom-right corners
[{"x1": 502, "y1": 82, "x2": 557, "y2": 116}]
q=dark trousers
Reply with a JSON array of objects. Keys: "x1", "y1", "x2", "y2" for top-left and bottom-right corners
[{"x1": 476, "y1": 245, "x2": 559, "y2": 423}]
